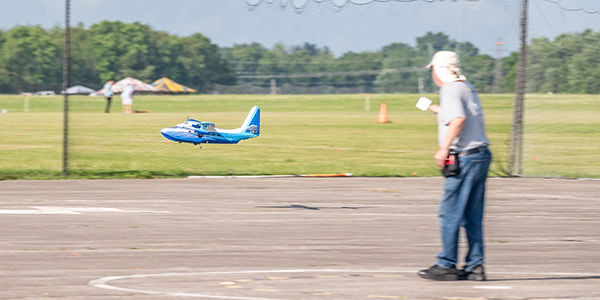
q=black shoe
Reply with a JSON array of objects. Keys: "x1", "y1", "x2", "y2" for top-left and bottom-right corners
[
  {"x1": 418, "y1": 265, "x2": 458, "y2": 281},
  {"x1": 458, "y1": 265, "x2": 485, "y2": 281}
]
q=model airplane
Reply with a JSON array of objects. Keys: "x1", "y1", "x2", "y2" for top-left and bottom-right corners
[{"x1": 160, "y1": 106, "x2": 260, "y2": 148}]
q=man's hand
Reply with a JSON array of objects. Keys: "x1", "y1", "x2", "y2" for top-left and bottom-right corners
[
  {"x1": 434, "y1": 117, "x2": 465, "y2": 169},
  {"x1": 434, "y1": 147, "x2": 450, "y2": 169},
  {"x1": 429, "y1": 104, "x2": 440, "y2": 114}
]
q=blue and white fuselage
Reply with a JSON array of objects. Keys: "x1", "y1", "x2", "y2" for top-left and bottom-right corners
[{"x1": 160, "y1": 106, "x2": 260, "y2": 146}]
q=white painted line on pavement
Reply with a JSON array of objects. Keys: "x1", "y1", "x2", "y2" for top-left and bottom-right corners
[
  {"x1": 0, "y1": 209, "x2": 80, "y2": 214},
  {"x1": 0, "y1": 207, "x2": 170, "y2": 214},
  {"x1": 89, "y1": 269, "x2": 416, "y2": 299},
  {"x1": 90, "y1": 269, "x2": 600, "y2": 299},
  {"x1": 31, "y1": 206, "x2": 125, "y2": 212}
]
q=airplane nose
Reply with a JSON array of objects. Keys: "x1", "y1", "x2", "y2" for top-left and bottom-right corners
[
  {"x1": 160, "y1": 127, "x2": 174, "y2": 138},
  {"x1": 160, "y1": 128, "x2": 179, "y2": 142}
]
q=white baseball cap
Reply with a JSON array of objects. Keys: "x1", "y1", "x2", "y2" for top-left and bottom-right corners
[{"x1": 426, "y1": 51, "x2": 467, "y2": 83}]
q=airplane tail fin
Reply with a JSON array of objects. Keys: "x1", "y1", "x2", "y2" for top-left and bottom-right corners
[{"x1": 241, "y1": 106, "x2": 260, "y2": 135}]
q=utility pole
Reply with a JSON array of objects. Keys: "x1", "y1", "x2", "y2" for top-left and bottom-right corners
[
  {"x1": 454, "y1": 42, "x2": 461, "y2": 53},
  {"x1": 508, "y1": 0, "x2": 528, "y2": 176},
  {"x1": 427, "y1": 43, "x2": 434, "y2": 59},
  {"x1": 62, "y1": 0, "x2": 70, "y2": 177},
  {"x1": 270, "y1": 79, "x2": 276, "y2": 95},
  {"x1": 492, "y1": 39, "x2": 503, "y2": 94}
]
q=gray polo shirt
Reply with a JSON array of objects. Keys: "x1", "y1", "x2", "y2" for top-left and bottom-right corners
[{"x1": 437, "y1": 81, "x2": 490, "y2": 151}]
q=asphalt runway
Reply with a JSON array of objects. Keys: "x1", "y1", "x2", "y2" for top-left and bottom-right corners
[{"x1": 0, "y1": 177, "x2": 599, "y2": 300}]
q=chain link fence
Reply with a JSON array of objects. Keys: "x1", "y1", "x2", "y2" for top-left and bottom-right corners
[{"x1": 0, "y1": 0, "x2": 599, "y2": 179}]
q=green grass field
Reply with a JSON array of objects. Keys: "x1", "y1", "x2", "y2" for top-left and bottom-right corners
[{"x1": 0, "y1": 93, "x2": 598, "y2": 179}]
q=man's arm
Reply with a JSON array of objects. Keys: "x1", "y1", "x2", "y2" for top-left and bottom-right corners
[{"x1": 434, "y1": 117, "x2": 466, "y2": 169}]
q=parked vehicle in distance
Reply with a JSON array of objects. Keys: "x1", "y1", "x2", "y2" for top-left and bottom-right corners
[{"x1": 33, "y1": 91, "x2": 56, "y2": 96}]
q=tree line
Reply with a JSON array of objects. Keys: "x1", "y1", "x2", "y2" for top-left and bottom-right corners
[
  {"x1": 0, "y1": 21, "x2": 235, "y2": 94},
  {"x1": 220, "y1": 33, "x2": 494, "y2": 94},
  {"x1": 0, "y1": 21, "x2": 598, "y2": 94}
]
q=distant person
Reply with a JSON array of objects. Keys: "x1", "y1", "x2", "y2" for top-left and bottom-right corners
[
  {"x1": 121, "y1": 83, "x2": 135, "y2": 114},
  {"x1": 103, "y1": 79, "x2": 115, "y2": 113},
  {"x1": 418, "y1": 51, "x2": 491, "y2": 281}
]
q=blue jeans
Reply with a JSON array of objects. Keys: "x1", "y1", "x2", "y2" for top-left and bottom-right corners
[{"x1": 436, "y1": 149, "x2": 492, "y2": 271}]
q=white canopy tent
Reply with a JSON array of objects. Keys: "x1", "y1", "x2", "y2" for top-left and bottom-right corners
[
  {"x1": 62, "y1": 85, "x2": 96, "y2": 95},
  {"x1": 97, "y1": 77, "x2": 159, "y2": 94}
]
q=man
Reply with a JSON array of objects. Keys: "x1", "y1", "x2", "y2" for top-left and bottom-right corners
[
  {"x1": 103, "y1": 79, "x2": 114, "y2": 113},
  {"x1": 418, "y1": 51, "x2": 492, "y2": 281},
  {"x1": 121, "y1": 83, "x2": 135, "y2": 114}
]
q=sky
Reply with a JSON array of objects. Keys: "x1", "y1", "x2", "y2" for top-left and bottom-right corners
[{"x1": 1, "y1": 0, "x2": 600, "y2": 57}]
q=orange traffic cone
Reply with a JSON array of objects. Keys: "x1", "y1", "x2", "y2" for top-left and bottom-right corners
[{"x1": 377, "y1": 102, "x2": 388, "y2": 123}]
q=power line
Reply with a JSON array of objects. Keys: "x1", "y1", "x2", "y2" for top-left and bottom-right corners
[
  {"x1": 534, "y1": 0, "x2": 557, "y2": 36},
  {"x1": 236, "y1": 62, "x2": 493, "y2": 79},
  {"x1": 232, "y1": 78, "x2": 412, "y2": 85},
  {"x1": 543, "y1": 0, "x2": 600, "y2": 14},
  {"x1": 237, "y1": 66, "x2": 422, "y2": 78},
  {"x1": 229, "y1": 57, "x2": 414, "y2": 65},
  {"x1": 246, "y1": 0, "x2": 480, "y2": 14}
]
